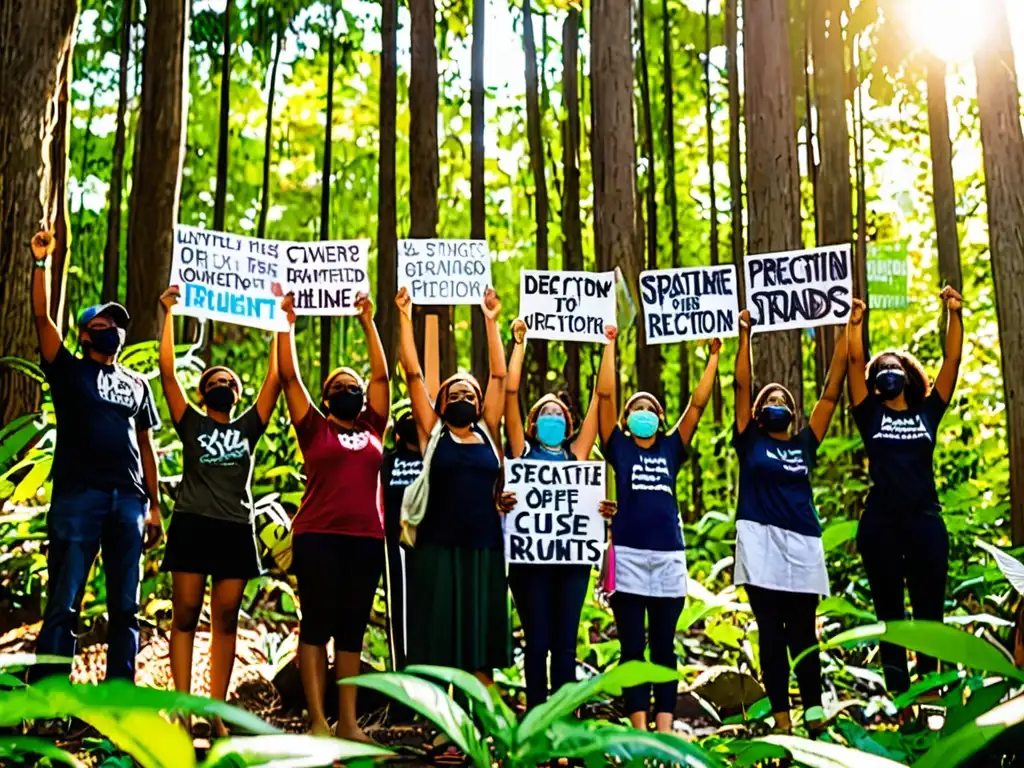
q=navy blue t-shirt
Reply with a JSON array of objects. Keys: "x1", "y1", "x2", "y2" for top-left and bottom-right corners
[
  {"x1": 852, "y1": 390, "x2": 949, "y2": 515},
  {"x1": 43, "y1": 346, "x2": 160, "y2": 500},
  {"x1": 603, "y1": 426, "x2": 687, "y2": 552},
  {"x1": 381, "y1": 445, "x2": 423, "y2": 540},
  {"x1": 733, "y1": 422, "x2": 821, "y2": 538}
]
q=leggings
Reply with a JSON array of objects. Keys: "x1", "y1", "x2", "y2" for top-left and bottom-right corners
[
  {"x1": 610, "y1": 591, "x2": 684, "y2": 714},
  {"x1": 746, "y1": 585, "x2": 821, "y2": 714},
  {"x1": 858, "y1": 511, "x2": 949, "y2": 693}
]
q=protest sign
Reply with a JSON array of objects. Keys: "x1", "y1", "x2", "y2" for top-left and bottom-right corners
[
  {"x1": 744, "y1": 244, "x2": 853, "y2": 332},
  {"x1": 639, "y1": 265, "x2": 739, "y2": 343},
  {"x1": 519, "y1": 270, "x2": 616, "y2": 343},
  {"x1": 867, "y1": 241, "x2": 909, "y2": 310},
  {"x1": 398, "y1": 239, "x2": 492, "y2": 305},
  {"x1": 282, "y1": 239, "x2": 371, "y2": 316},
  {"x1": 171, "y1": 225, "x2": 287, "y2": 332},
  {"x1": 503, "y1": 460, "x2": 606, "y2": 566}
]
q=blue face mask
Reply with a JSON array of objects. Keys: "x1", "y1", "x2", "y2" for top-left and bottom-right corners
[
  {"x1": 627, "y1": 410, "x2": 660, "y2": 439},
  {"x1": 759, "y1": 404, "x2": 793, "y2": 433},
  {"x1": 875, "y1": 369, "x2": 906, "y2": 401},
  {"x1": 536, "y1": 413, "x2": 567, "y2": 448}
]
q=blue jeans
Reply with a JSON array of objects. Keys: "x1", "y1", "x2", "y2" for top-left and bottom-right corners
[{"x1": 33, "y1": 489, "x2": 147, "y2": 682}]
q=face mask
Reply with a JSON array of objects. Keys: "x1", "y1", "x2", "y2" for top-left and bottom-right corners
[
  {"x1": 204, "y1": 385, "x2": 236, "y2": 413},
  {"x1": 626, "y1": 410, "x2": 659, "y2": 439},
  {"x1": 443, "y1": 400, "x2": 477, "y2": 428},
  {"x1": 536, "y1": 413, "x2": 567, "y2": 448},
  {"x1": 85, "y1": 326, "x2": 125, "y2": 356},
  {"x1": 759, "y1": 405, "x2": 793, "y2": 432},
  {"x1": 327, "y1": 390, "x2": 364, "y2": 420},
  {"x1": 396, "y1": 418, "x2": 419, "y2": 448},
  {"x1": 875, "y1": 369, "x2": 906, "y2": 401}
]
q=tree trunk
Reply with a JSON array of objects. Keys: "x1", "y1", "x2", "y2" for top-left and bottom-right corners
[
  {"x1": 704, "y1": 0, "x2": 723, "y2": 423},
  {"x1": 561, "y1": 9, "x2": 583, "y2": 407},
  {"x1": 75, "y1": 90, "x2": 97, "y2": 247},
  {"x1": 470, "y1": 0, "x2": 488, "y2": 385},
  {"x1": 0, "y1": 0, "x2": 77, "y2": 424},
  {"x1": 319, "y1": 0, "x2": 336, "y2": 385},
  {"x1": 214, "y1": 0, "x2": 230, "y2": 231},
  {"x1": 102, "y1": 0, "x2": 132, "y2": 303},
  {"x1": 375, "y1": 0, "x2": 399, "y2": 366},
  {"x1": 743, "y1": 0, "x2": 804, "y2": 414},
  {"x1": 974, "y1": 1, "x2": 1024, "y2": 544},
  {"x1": 50, "y1": 59, "x2": 72, "y2": 331},
  {"x1": 125, "y1": 0, "x2": 188, "y2": 344},
  {"x1": 926, "y1": 54, "x2": 962, "y2": 294},
  {"x1": 257, "y1": 27, "x2": 284, "y2": 238},
  {"x1": 853, "y1": 33, "x2": 869, "y2": 347},
  {"x1": 726, "y1": 0, "x2": 744, "y2": 300}
]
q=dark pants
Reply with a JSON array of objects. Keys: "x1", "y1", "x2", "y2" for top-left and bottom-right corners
[
  {"x1": 858, "y1": 511, "x2": 949, "y2": 693},
  {"x1": 33, "y1": 489, "x2": 147, "y2": 682},
  {"x1": 610, "y1": 591, "x2": 684, "y2": 715},
  {"x1": 746, "y1": 585, "x2": 821, "y2": 714},
  {"x1": 508, "y1": 563, "x2": 591, "y2": 709},
  {"x1": 384, "y1": 531, "x2": 408, "y2": 671}
]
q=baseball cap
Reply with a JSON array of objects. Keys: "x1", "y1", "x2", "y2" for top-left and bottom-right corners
[{"x1": 77, "y1": 302, "x2": 131, "y2": 329}]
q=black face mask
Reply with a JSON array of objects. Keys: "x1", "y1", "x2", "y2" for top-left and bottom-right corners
[
  {"x1": 875, "y1": 369, "x2": 907, "y2": 401},
  {"x1": 85, "y1": 326, "x2": 125, "y2": 356},
  {"x1": 327, "y1": 390, "x2": 364, "y2": 420},
  {"x1": 396, "y1": 419, "x2": 419, "y2": 449},
  {"x1": 443, "y1": 400, "x2": 477, "y2": 428},
  {"x1": 759, "y1": 405, "x2": 793, "y2": 432},
  {"x1": 204, "y1": 386, "x2": 236, "y2": 413}
]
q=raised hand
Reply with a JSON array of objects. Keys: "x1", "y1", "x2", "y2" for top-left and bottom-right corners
[
  {"x1": 512, "y1": 318, "x2": 527, "y2": 344},
  {"x1": 281, "y1": 292, "x2": 297, "y2": 326},
  {"x1": 482, "y1": 287, "x2": 501, "y2": 321},
  {"x1": 940, "y1": 285, "x2": 963, "y2": 312},
  {"x1": 848, "y1": 298, "x2": 866, "y2": 326},
  {"x1": 708, "y1": 338, "x2": 723, "y2": 355},
  {"x1": 497, "y1": 491, "x2": 517, "y2": 515},
  {"x1": 605, "y1": 324, "x2": 618, "y2": 342},
  {"x1": 160, "y1": 285, "x2": 181, "y2": 313},
  {"x1": 598, "y1": 499, "x2": 617, "y2": 520},
  {"x1": 738, "y1": 309, "x2": 751, "y2": 331},
  {"x1": 31, "y1": 231, "x2": 55, "y2": 262},
  {"x1": 395, "y1": 287, "x2": 413, "y2": 319},
  {"x1": 354, "y1": 291, "x2": 374, "y2": 323}
]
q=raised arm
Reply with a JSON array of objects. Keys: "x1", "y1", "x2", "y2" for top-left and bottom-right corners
[
  {"x1": 596, "y1": 326, "x2": 619, "y2": 444},
  {"x1": 847, "y1": 298, "x2": 868, "y2": 406},
  {"x1": 30, "y1": 232, "x2": 62, "y2": 364},
  {"x1": 480, "y1": 288, "x2": 507, "y2": 443},
  {"x1": 425, "y1": 313, "x2": 440, "y2": 402},
  {"x1": 734, "y1": 310, "x2": 753, "y2": 433},
  {"x1": 356, "y1": 291, "x2": 390, "y2": 420},
  {"x1": 255, "y1": 333, "x2": 282, "y2": 425},
  {"x1": 505, "y1": 319, "x2": 528, "y2": 458},
  {"x1": 396, "y1": 288, "x2": 437, "y2": 448},
  {"x1": 809, "y1": 327, "x2": 849, "y2": 442},
  {"x1": 572, "y1": 382, "x2": 601, "y2": 460},
  {"x1": 934, "y1": 286, "x2": 963, "y2": 403},
  {"x1": 158, "y1": 286, "x2": 188, "y2": 424},
  {"x1": 276, "y1": 292, "x2": 313, "y2": 424},
  {"x1": 675, "y1": 339, "x2": 722, "y2": 446}
]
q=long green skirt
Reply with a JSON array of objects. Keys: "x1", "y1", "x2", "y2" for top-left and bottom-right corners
[{"x1": 406, "y1": 542, "x2": 512, "y2": 673}]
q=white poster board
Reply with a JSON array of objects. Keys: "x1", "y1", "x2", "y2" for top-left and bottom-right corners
[
  {"x1": 282, "y1": 239, "x2": 371, "y2": 316},
  {"x1": 519, "y1": 270, "x2": 616, "y2": 343},
  {"x1": 639, "y1": 265, "x2": 740, "y2": 343},
  {"x1": 397, "y1": 239, "x2": 492, "y2": 305},
  {"x1": 503, "y1": 460, "x2": 605, "y2": 566},
  {"x1": 744, "y1": 244, "x2": 853, "y2": 332}
]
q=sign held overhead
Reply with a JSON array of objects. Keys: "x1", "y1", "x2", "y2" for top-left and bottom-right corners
[
  {"x1": 639, "y1": 265, "x2": 739, "y2": 343},
  {"x1": 744, "y1": 244, "x2": 853, "y2": 332},
  {"x1": 398, "y1": 239, "x2": 492, "y2": 305},
  {"x1": 519, "y1": 270, "x2": 616, "y2": 343}
]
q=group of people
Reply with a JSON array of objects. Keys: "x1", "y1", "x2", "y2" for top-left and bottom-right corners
[{"x1": 24, "y1": 229, "x2": 964, "y2": 748}]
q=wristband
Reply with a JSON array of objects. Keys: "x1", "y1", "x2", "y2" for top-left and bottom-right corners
[{"x1": 34, "y1": 258, "x2": 49, "y2": 269}]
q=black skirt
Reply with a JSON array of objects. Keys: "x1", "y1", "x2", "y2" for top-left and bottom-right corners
[{"x1": 160, "y1": 512, "x2": 263, "y2": 580}]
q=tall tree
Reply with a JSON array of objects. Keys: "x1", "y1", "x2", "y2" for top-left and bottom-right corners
[
  {"x1": 726, "y1": 0, "x2": 744, "y2": 299},
  {"x1": 319, "y1": 0, "x2": 336, "y2": 383},
  {"x1": 470, "y1": 0, "x2": 488, "y2": 384},
  {"x1": 0, "y1": 0, "x2": 77, "y2": 424},
  {"x1": 214, "y1": 0, "x2": 231, "y2": 232},
  {"x1": 704, "y1": 0, "x2": 723, "y2": 423},
  {"x1": 125, "y1": 0, "x2": 188, "y2": 344},
  {"x1": 257, "y1": 22, "x2": 285, "y2": 238},
  {"x1": 103, "y1": 0, "x2": 133, "y2": 303},
  {"x1": 925, "y1": 54, "x2": 962, "y2": 294},
  {"x1": 561, "y1": 9, "x2": 584, "y2": 407},
  {"x1": 743, "y1": 0, "x2": 804, "y2": 413},
  {"x1": 375, "y1": 0, "x2": 399, "y2": 365},
  {"x1": 975, "y1": 0, "x2": 1024, "y2": 544}
]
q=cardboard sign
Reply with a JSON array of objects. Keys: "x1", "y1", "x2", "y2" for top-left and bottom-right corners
[
  {"x1": 397, "y1": 239, "x2": 492, "y2": 305},
  {"x1": 639, "y1": 266, "x2": 740, "y2": 343},
  {"x1": 744, "y1": 244, "x2": 853, "y2": 332},
  {"x1": 519, "y1": 270, "x2": 616, "y2": 343},
  {"x1": 282, "y1": 239, "x2": 371, "y2": 316},
  {"x1": 171, "y1": 225, "x2": 288, "y2": 332},
  {"x1": 867, "y1": 241, "x2": 909, "y2": 310},
  {"x1": 503, "y1": 460, "x2": 606, "y2": 566}
]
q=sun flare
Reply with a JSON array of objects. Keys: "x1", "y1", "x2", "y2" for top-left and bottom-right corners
[{"x1": 899, "y1": 0, "x2": 991, "y2": 62}]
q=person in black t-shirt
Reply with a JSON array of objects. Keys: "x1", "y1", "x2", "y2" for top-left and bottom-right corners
[
  {"x1": 28, "y1": 231, "x2": 162, "y2": 683},
  {"x1": 848, "y1": 287, "x2": 963, "y2": 701}
]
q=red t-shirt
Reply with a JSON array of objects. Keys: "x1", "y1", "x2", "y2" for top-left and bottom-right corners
[{"x1": 292, "y1": 406, "x2": 386, "y2": 538}]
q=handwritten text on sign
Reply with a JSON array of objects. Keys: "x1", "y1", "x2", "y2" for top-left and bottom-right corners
[
  {"x1": 283, "y1": 239, "x2": 370, "y2": 315},
  {"x1": 639, "y1": 266, "x2": 739, "y2": 343},
  {"x1": 171, "y1": 226, "x2": 287, "y2": 332},
  {"x1": 519, "y1": 270, "x2": 616, "y2": 343},
  {"x1": 744, "y1": 245, "x2": 853, "y2": 332},
  {"x1": 398, "y1": 239, "x2": 492, "y2": 305},
  {"x1": 503, "y1": 460, "x2": 606, "y2": 566}
]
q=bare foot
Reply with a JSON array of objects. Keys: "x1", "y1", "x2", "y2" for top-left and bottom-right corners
[
  {"x1": 335, "y1": 721, "x2": 373, "y2": 743},
  {"x1": 309, "y1": 718, "x2": 332, "y2": 737}
]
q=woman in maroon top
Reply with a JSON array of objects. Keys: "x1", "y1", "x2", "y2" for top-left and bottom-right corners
[{"x1": 277, "y1": 290, "x2": 390, "y2": 741}]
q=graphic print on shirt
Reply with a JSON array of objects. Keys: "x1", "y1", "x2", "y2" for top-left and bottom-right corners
[
  {"x1": 389, "y1": 457, "x2": 423, "y2": 488},
  {"x1": 96, "y1": 368, "x2": 143, "y2": 410},
  {"x1": 764, "y1": 445, "x2": 809, "y2": 475},
  {"x1": 630, "y1": 454, "x2": 673, "y2": 494},
  {"x1": 197, "y1": 428, "x2": 250, "y2": 465},
  {"x1": 872, "y1": 412, "x2": 932, "y2": 443},
  {"x1": 337, "y1": 431, "x2": 374, "y2": 451}
]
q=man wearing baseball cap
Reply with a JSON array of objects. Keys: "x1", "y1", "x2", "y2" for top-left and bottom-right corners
[{"x1": 29, "y1": 231, "x2": 162, "y2": 684}]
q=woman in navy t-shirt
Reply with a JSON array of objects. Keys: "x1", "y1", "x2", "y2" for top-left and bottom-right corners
[
  {"x1": 733, "y1": 309, "x2": 847, "y2": 734},
  {"x1": 596, "y1": 330, "x2": 721, "y2": 733},
  {"x1": 848, "y1": 288, "x2": 963, "y2": 700}
]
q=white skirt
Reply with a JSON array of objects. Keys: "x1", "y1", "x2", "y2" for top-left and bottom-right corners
[
  {"x1": 614, "y1": 545, "x2": 688, "y2": 598},
  {"x1": 734, "y1": 519, "x2": 830, "y2": 596}
]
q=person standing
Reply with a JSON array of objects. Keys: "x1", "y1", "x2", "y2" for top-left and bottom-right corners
[
  {"x1": 848, "y1": 289, "x2": 963, "y2": 697},
  {"x1": 157, "y1": 285, "x2": 281, "y2": 736},
  {"x1": 733, "y1": 309, "x2": 847, "y2": 734},
  {"x1": 29, "y1": 231, "x2": 162, "y2": 683}
]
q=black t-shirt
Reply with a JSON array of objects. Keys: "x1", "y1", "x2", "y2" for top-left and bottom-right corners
[
  {"x1": 852, "y1": 389, "x2": 949, "y2": 515},
  {"x1": 43, "y1": 346, "x2": 160, "y2": 500},
  {"x1": 381, "y1": 445, "x2": 423, "y2": 539}
]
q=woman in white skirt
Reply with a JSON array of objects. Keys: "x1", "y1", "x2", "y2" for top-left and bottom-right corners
[{"x1": 733, "y1": 309, "x2": 847, "y2": 735}]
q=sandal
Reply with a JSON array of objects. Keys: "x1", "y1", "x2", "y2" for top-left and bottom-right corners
[{"x1": 426, "y1": 742, "x2": 469, "y2": 766}]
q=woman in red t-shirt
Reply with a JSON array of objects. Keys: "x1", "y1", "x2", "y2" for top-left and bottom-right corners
[{"x1": 277, "y1": 290, "x2": 390, "y2": 741}]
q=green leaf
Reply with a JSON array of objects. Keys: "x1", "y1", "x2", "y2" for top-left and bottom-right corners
[
  {"x1": 546, "y1": 720, "x2": 725, "y2": 768},
  {"x1": 892, "y1": 669, "x2": 965, "y2": 709},
  {"x1": 0, "y1": 414, "x2": 47, "y2": 473},
  {"x1": 822, "y1": 519, "x2": 859, "y2": 552},
  {"x1": 11, "y1": 456, "x2": 51, "y2": 503},
  {"x1": 82, "y1": 709, "x2": 195, "y2": 768},
  {"x1": 405, "y1": 664, "x2": 516, "y2": 750},
  {"x1": 817, "y1": 596, "x2": 877, "y2": 622},
  {"x1": 915, "y1": 694, "x2": 1024, "y2": 768},
  {"x1": 0, "y1": 357, "x2": 45, "y2": 384},
  {"x1": 201, "y1": 734, "x2": 394, "y2": 767},
  {"x1": 941, "y1": 679, "x2": 1011, "y2": 736},
  {"x1": 0, "y1": 736, "x2": 86, "y2": 767},
  {"x1": 759, "y1": 734, "x2": 906, "y2": 767}
]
